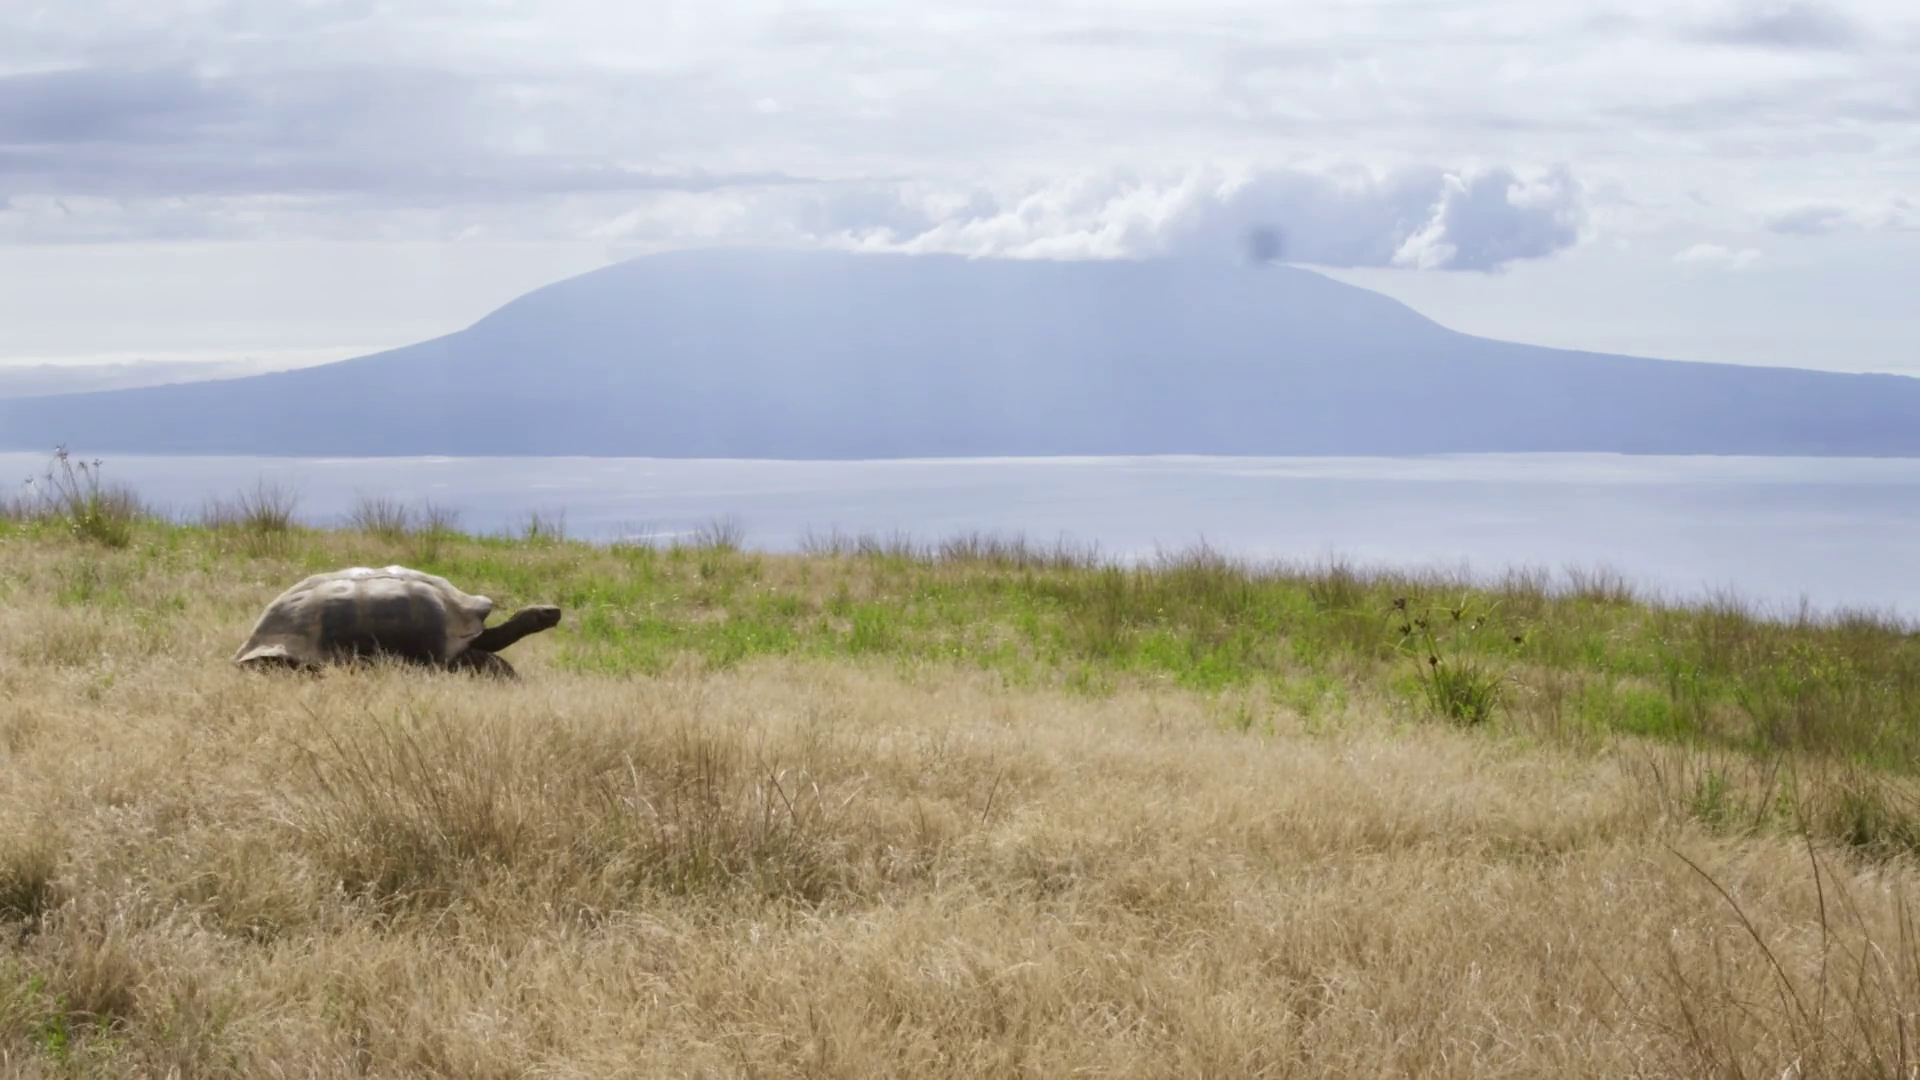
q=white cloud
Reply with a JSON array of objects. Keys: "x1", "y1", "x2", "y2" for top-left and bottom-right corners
[
  {"x1": 1763, "y1": 197, "x2": 1919, "y2": 234},
  {"x1": 1674, "y1": 242, "x2": 1765, "y2": 269},
  {"x1": 1687, "y1": 0, "x2": 1866, "y2": 50},
  {"x1": 0, "y1": 0, "x2": 1916, "y2": 262},
  {"x1": 586, "y1": 164, "x2": 1589, "y2": 272}
]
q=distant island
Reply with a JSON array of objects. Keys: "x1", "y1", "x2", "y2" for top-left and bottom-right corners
[{"x1": 5, "y1": 246, "x2": 1920, "y2": 458}]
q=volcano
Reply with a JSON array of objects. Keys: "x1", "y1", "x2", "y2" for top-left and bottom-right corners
[{"x1": 4, "y1": 246, "x2": 1918, "y2": 458}]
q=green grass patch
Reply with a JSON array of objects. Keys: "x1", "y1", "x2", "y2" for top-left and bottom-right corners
[
  {"x1": 59, "y1": 514, "x2": 1920, "y2": 772},
  {"x1": 16, "y1": 451, "x2": 1920, "y2": 783}
]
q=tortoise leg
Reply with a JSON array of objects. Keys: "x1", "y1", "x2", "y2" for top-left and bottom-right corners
[
  {"x1": 447, "y1": 649, "x2": 519, "y2": 679},
  {"x1": 468, "y1": 605, "x2": 562, "y2": 654}
]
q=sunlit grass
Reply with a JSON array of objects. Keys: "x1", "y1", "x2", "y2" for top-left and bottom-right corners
[
  {"x1": 8, "y1": 464, "x2": 1920, "y2": 776},
  {"x1": 7, "y1": 452, "x2": 1920, "y2": 1074}
]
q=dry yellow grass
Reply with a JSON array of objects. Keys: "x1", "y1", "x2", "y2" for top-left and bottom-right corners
[{"x1": 4, "y1": 531, "x2": 1920, "y2": 1076}]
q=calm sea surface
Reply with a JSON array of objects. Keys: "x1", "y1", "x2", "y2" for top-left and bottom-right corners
[{"x1": 9, "y1": 451, "x2": 1920, "y2": 620}]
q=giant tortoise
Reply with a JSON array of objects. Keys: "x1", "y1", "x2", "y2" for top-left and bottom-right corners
[{"x1": 232, "y1": 565, "x2": 562, "y2": 678}]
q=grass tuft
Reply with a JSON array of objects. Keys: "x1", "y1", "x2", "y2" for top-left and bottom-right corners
[
  {"x1": 0, "y1": 834, "x2": 61, "y2": 924},
  {"x1": 343, "y1": 493, "x2": 464, "y2": 562},
  {"x1": 1, "y1": 447, "x2": 145, "y2": 546},
  {"x1": 518, "y1": 507, "x2": 568, "y2": 545},
  {"x1": 344, "y1": 493, "x2": 414, "y2": 540},
  {"x1": 1655, "y1": 842, "x2": 1920, "y2": 1078},
  {"x1": 201, "y1": 478, "x2": 302, "y2": 556},
  {"x1": 691, "y1": 514, "x2": 746, "y2": 552}
]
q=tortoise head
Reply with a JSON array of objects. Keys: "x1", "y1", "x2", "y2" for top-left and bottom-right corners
[{"x1": 466, "y1": 604, "x2": 564, "y2": 655}]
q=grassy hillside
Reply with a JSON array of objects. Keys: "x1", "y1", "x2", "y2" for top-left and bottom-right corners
[{"x1": 5, "y1": 460, "x2": 1920, "y2": 1076}]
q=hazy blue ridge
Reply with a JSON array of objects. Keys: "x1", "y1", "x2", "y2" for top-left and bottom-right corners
[{"x1": 4, "y1": 247, "x2": 1918, "y2": 458}]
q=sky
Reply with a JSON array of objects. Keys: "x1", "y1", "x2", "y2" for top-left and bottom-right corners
[{"x1": 1, "y1": 0, "x2": 1916, "y2": 385}]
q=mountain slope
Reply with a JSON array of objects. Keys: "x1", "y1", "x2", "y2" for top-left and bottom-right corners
[{"x1": 3, "y1": 246, "x2": 1918, "y2": 458}]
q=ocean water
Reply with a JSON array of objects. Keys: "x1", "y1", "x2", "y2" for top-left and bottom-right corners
[{"x1": 8, "y1": 450, "x2": 1920, "y2": 620}]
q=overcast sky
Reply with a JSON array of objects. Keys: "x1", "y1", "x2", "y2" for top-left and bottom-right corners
[{"x1": 2, "y1": 0, "x2": 1916, "y2": 377}]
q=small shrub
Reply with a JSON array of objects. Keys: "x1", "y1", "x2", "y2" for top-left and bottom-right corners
[
  {"x1": 1420, "y1": 655, "x2": 1507, "y2": 726},
  {"x1": 1494, "y1": 565, "x2": 1553, "y2": 620},
  {"x1": 43, "y1": 920, "x2": 145, "y2": 1030},
  {"x1": 854, "y1": 530, "x2": 921, "y2": 562},
  {"x1": 520, "y1": 508, "x2": 567, "y2": 545},
  {"x1": 6, "y1": 447, "x2": 144, "y2": 547},
  {"x1": 202, "y1": 479, "x2": 300, "y2": 534},
  {"x1": 1306, "y1": 555, "x2": 1368, "y2": 614},
  {"x1": 416, "y1": 499, "x2": 460, "y2": 535},
  {"x1": 1392, "y1": 594, "x2": 1511, "y2": 726},
  {"x1": 407, "y1": 499, "x2": 462, "y2": 562},
  {"x1": 691, "y1": 515, "x2": 746, "y2": 553},
  {"x1": 0, "y1": 836, "x2": 60, "y2": 923},
  {"x1": 933, "y1": 530, "x2": 1008, "y2": 565},
  {"x1": 346, "y1": 493, "x2": 413, "y2": 540},
  {"x1": 1563, "y1": 563, "x2": 1636, "y2": 606},
  {"x1": 1818, "y1": 770, "x2": 1920, "y2": 862},
  {"x1": 934, "y1": 529, "x2": 1098, "y2": 571},
  {"x1": 798, "y1": 526, "x2": 856, "y2": 558},
  {"x1": 346, "y1": 492, "x2": 463, "y2": 545},
  {"x1": 201, "y1": 478, "x2": 301, "y2": 557}
]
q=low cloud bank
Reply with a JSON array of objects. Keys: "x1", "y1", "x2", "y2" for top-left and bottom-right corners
[
  {"x1": 1763, "y1": 197, "x2": 1918, "y2": 235},
  {"x1": 606, "y1": 164, "x2": 1592, "y2": 273}
]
